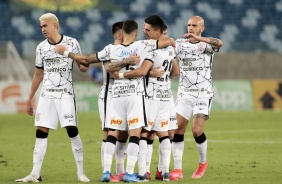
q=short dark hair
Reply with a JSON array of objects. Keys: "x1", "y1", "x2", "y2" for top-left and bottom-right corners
[
  {"x1": 163, "y1": 24, "x2": 167, "y2": 31},
  {"x1": 122, "y1": 20, "x2": 138, "y2": 34},
  {"x1": 112, "y1": 21, "x2": 124, "y2": 35},
  {"x1": 144, "y1": 15, "x2": 165, "y2": 33}
]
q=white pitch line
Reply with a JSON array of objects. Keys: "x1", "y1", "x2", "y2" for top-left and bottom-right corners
[{"x1": 184, "y1": 138, "x2": 282, "y2": 144}]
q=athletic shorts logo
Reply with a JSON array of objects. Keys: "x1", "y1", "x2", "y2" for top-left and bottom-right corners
[
  {"x1": 110, "y1": 118, "x2": 122, "y2": 125},
  {"x1": 36, "y1": 112, "x2": 41, "y2": 122},
  {"x1": 161, "y1": 120, "x2": 168, "y2": 127},
  {"x1": 128, "y1": 117, "x2": 139, "y2": 126},
  {"x1": 147, "y1": 120, "x2": 153, "y2": 126}
]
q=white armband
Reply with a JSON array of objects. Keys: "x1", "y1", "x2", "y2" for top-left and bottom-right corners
[
  {"x1": 119, "y1": 73, "x2": 124, "y2": 79},
  {"x1": 63, "y1": 50, "x2": 69, "y2": 57}
]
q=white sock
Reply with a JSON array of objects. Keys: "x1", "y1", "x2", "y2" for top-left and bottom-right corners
[
  {"x1": 196, "y1": 139, "x2": 207, "y2": 164},
  {"x1": 126, "y1": 142, "x2": 139, "y2": 174},
  {"x1": 157, "y1": 144, "x2": 162, "y2": 172},
  {"x1": 172, "y1": 141, "x2": 184, "y2": 169},
  {"x1": 115, "y1": 141, "x2": 127, "y2": 174},
  {"x1": 138, "y1": 139, "x2": 147, "y2": 175},
  {"x1": 101, "y1": 141, "x2": 105, "y2": 172},
  {"x1": 159, "y1": 138, "x2": 171, "y2": 173},
  {"x1": 70, "y1": 135, "x2": 84, "y2": 175},
  {"x1": 31, "y1": 138, "x2": 47, "y2": 178},
  {"x1": 146, "y1": 143, "x2": 153, "y2": 173},
  {"x1": 103, "y1": 142, "x2": 116, "y2": 173}
]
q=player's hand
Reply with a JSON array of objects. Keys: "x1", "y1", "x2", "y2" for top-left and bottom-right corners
[
  {"x1": 150, "y1": 66, "x2": 165, "y2": 77},
  {"x1": 128, "y1": 53, "x2": 140, "y2": 66},
  {"x1": 182, "y1": 33, "x2": 201, "y2": 42},
  {"x1": 55, "y1": 45, "x2": 67, "y2": 55},
  {"x1": 111, "y1": 71, "x2": 119, "y2": 79},
  {"x1": 164, "y1": 37, "x2": 175, "y2": 47},
  {"x1": 27, "y1": 100, "x2": 33, "y2": 116}
]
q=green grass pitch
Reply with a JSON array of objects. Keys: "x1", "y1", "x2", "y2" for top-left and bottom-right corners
[{"x1": 0, "y1": 111, "x2": 282, "y2": 183}]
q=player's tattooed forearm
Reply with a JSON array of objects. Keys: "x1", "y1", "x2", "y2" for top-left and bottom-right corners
[
  {"x1": 86, "y1": 54, "x2": 96, "y2": 64},
  {"x1": 69, "y1": 52, "x2": 75, "y2": 59},
  {"x1": 209, "y1": 37, "x2": 219, "y2": 46},
  {"x1": 106, "y1": 62, "x2": 128, "y2": 72}
]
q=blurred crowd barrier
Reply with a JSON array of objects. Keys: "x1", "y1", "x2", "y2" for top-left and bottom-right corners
[{"x1": 0, "y1": 80, "x2": 281, "y2": 114}]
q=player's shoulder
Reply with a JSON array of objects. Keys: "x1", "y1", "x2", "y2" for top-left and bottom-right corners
[
  {"x1": 36, "y1": 39, "x2": 48, "y2": 49},
  {"x1": 175, "y1": 38, "x2": 187, "y2": 43},
  {"x1": 61, "y1": 35, "x2": 79, "y2": 43}
]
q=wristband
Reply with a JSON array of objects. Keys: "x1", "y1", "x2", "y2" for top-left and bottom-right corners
[
  {"x1": 119, "y1": 73, "x2": 124, "y2": 79},
  {"x1": 63, "y1": 50, "x2": 69, "y2": 57}
]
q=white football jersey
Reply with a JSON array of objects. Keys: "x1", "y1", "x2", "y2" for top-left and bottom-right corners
[
  {"x1": 96, "y1": 44, "x2": 114, "y2": 100},
  {"x1": 35, "y1": 35, "x2": 81, "y2": 99},
  {"x1": 110, "y1": 39, "x2": 158, "y2": 98},
  {"x1": 146, "y1": 46, "x2": 175, "y2": 101},
  {"x1": 175, "y1": 38, "x2": 218, "y2": 99}
]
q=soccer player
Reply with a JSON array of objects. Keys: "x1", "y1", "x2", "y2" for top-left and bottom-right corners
[
  {"x1": 145, "y1": 24, "x2": 179, "y2": 181},
  {"x1": 100, "y1": 19, "x2": 175, "y2": 183},
  {"x1": 170, "y1": 15, "x2": 223, "y2": 180},
  {"x1": 55, "y1": 21, "x2": 140, "y2": 182},
  {"x1": 15, "y1": 13, "x2": 90, "y2": 183}
]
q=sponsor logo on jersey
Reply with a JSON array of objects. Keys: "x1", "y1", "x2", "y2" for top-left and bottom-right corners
[
  {"x1": 115, "y1": 46, "x2": 138, "y2": 57},
  {"x1": 110, "y1": 118, "x2": 122, "y2": 125},
  {"x1": 128, "y1": 117, "x2": 139, "y2": 126},
  {"x1": 182, "y1": 61, "x2": 204, "y2": 72},
  {"x1": 45, "y1": 67, "x2": 68, "y2": 73},
  {"x1": 160, "y1": 120, "x2": 168, "y2": 127}
]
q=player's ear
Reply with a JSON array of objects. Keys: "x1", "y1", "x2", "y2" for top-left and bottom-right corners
[{"x1": 201, "y1": 26, "x2": 205, "y2": 33}]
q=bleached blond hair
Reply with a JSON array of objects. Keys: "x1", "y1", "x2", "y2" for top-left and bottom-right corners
[{"x1": 39, "y1": 13, "x2": 59, "y2": 24}]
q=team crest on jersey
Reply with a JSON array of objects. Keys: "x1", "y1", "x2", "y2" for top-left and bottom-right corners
[{"x1": 197, "y1": 42, "x2": 205, "y2": 52}]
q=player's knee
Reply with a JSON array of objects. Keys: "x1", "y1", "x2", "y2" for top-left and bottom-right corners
[
  {"x1": 147, "y1": 139, "x2": 154, "y2": 145},
  {"x1": 129, "y1": 136, "x2": 139, "y2": 145},
  {"x1": 140, "y1": 136, "x2": 147, "y2": 142},
  {"x1": 172, "y1": 134, "x2": 184, "y2": 142},
  {"x1": 159, "y1": 136, "x2": 169, "y2": 143},
  {"x1": 106, "y1": 135, "x2": 117, "y2": 144},
  {"x1": 36, "y1": 129, "x2": 48, "y2": 138},
  {"x1": 67, "y1": 127, "x2": 79, "y2": 138},
  {"x1": 194, "y1": 132, "x2": 206, "y2": 144}
]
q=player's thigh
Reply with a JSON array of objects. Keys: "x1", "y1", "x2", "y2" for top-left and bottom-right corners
[
  {"x1": 144, "y1": 99, "x2": 158, "y2": 131},
  {"x1": 126, "y1": 96, "x2": 146, "y2": 130},
  {"x1": 98, "y1": 97, "x2": 111, "y2": 130},
  {"x1": 106, "y1": 97, "x2": 127, "y2": 131},
  {"x1": 192, "y1": 98, "x2": 212, "y2": 117},
  {"x1": 152, "y1": 101, "x2": 170, "y2": 132},
  {"x1": 35, "y1": 97, "x2": 59, "y2": 130},
  {"x1": 56, "y1": 98, "x2": 77, "y2": 128},
  {"x1": 169, "y1": 99, "x2": 178, "y2": 130},
  {"x1": 175, "y1": 98, "x2": 193, "y2": 121}
]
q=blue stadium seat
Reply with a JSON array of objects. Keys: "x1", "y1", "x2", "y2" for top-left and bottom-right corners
[{"x1": 0, "y1": 0, "x2": 281, "y2": 56}]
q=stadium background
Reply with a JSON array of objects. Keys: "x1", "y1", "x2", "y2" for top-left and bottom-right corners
[{"x1": 0, "y1": 0, "x2": 281, "y2": 113}]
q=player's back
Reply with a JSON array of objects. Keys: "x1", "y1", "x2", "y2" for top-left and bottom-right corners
[{"x1": 110, "y1": 40, "x2": 157, "y2": 97}]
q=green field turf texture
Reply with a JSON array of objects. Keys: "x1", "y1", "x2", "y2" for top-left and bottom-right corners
[{"x1": 0, "y1": 111, "x2": 281, "y2": 184}]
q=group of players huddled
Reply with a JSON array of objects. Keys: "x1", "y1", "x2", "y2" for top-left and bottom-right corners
[{"x1": 15, "y1": 12, "x2": 222, "y2": 183}]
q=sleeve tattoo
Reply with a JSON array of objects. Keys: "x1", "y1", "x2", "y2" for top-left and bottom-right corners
[{"x1": 209, "y1": 37, "x2": 219, "y2": 46}]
